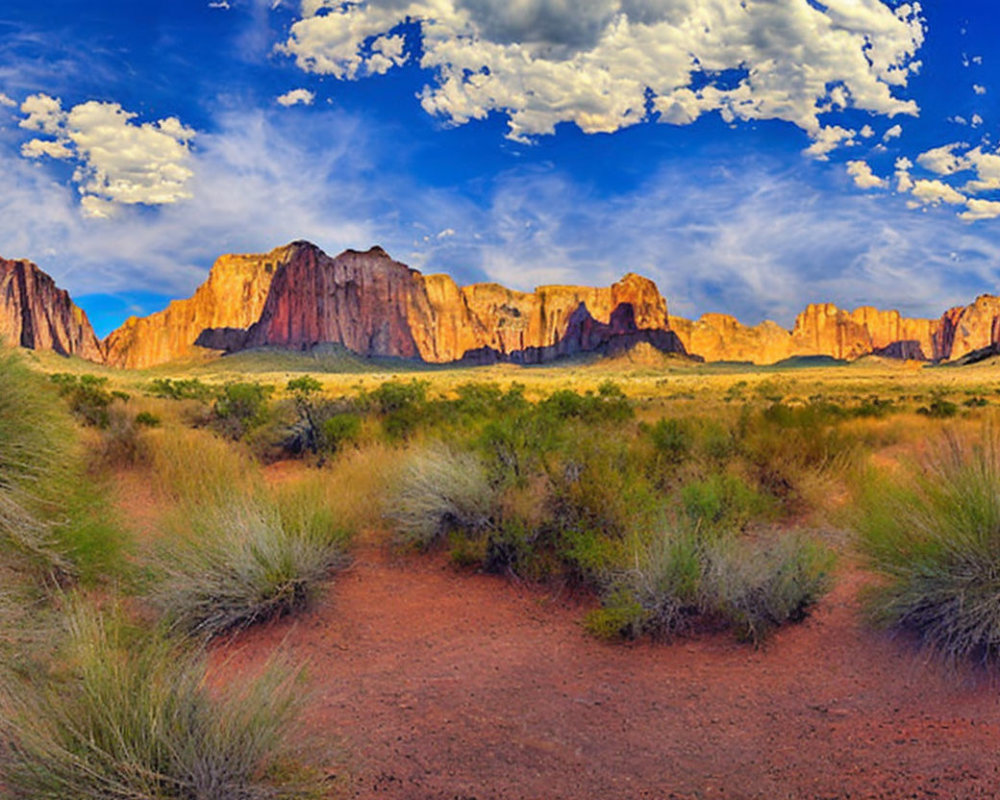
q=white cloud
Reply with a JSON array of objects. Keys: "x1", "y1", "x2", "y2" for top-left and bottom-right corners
[
  {"x1": 0, "y1": 93, "x2": 15, "y2": 108},
  {"x1": 961, "y1": 198, "x2": 1000, "y2": 221},
  {"x1": 276, "y1": 88, "x2": 316, "y2": 106},
  {"x1": 17, "y1": 94, "x2": 195, "y2": 213},
  {"x1": 974, "y1": 84, "x2": 987, "y2": 95},
  {"x1": 894, "y1": 156, "x2": 914, "y2": 192},
  {"x1": 847, "y1": 160, "x2": 888, "y2": 189},
  {"x1": 916, "y1": 142, "x2": 969, "y2": 176},
  {"x1": 882, "y1": 123, "x2": 903, "y2": 141},
  {"x1": 279, "y1": 0, "x2": 925, "y2": 147},
  {"x1": 20, "y1": 138, "x2": 72, "y2": 159},
  {"x1": 910, "y1": 178, "x2": 967, "y2": 206},
  {"x1": 972, "y1": 113, "x2": 983, "y2": 128},
  {"x1": 860, "y1": 124, "x2": 875, "y2": 138},
  {"x1": 803, "y1": 125, "x2": 857, "y2": 161}
]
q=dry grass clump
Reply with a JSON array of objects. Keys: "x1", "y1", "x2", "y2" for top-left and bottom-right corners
[
  {"x1": 152, "y1": 487, "x2": 350, "y2": 638},
  {"x1": 587, "y1": 527, "x2": 834, "y2": 645},
  {"x1": 0, "y1": 603, "x2": 318, "y2": 799},
  {"x1": 854, "y1": 425, "x2": 1000, "y2": 664},
  {"x1": 385, "y1": 443, "x2": 498, "y2": 549},
  {"x1": 145, "y1": 425, "x2": 257, "y2": 504}
]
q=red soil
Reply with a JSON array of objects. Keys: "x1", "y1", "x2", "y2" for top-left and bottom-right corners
[{"x1": 214, "y1": 544, "x2": 1000, "y2": 800}]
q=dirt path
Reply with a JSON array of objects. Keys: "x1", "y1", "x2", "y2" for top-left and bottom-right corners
[{"x1": 215, "y1": 543, "x2": 1000, "y2": 800}]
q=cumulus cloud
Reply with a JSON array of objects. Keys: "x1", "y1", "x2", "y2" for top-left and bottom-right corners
[
  {"x1": 18, "y1": 94, "x2": 195, "y2": 215},
  {"x1": 961, "y1": 198, "x2": 1000, "y2": 221},
  {"x1": 883, "y1": 123, "x2": 903, "y2": 141},
  {"x1": 278, "y1": 0, "x2": 925, "y2": 146},
  {"x1": 910, "y1": 179, "x2": 967, "y2": 206},
  {"x1": 276, "y1": 88, "x2": 316, "y2": 106},
  {"x1": 974, "y1": 84, "x2": 987, "y2": 95},
  {"x1": 847, "y1": 160, "x2": 888, "y2": 189},
  {"x1": 803, "y1": 126, "x2": 857, "y2": 161},
  {"x1": 916, "y1": 142, "x2": 970, "y2": 176},
  {"x1": 0, "y1": 93, "x2": 15, "y2": 108},
  {"x1": 859, "y1": 125, "x2": 875, "y2": 138}
]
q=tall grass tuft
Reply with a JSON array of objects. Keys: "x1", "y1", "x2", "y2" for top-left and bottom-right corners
[
  {"x1": 854, "y1": 426, "x2": 1000, "y2": 664},
  {"x1": 386, "y1": 443, "x2": 497, "y2": 549},
  {"x1": 152, "y1": 490, "x2": 349, "y2": 638},
  {"x1": 0, "y1": 603, "x2": 318, "y2": 799},
  {"x1": 587, "y1": 526, "x2": 833, "y2": 645}
]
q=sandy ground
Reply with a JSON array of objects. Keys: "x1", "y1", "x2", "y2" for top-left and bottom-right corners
[
  {"x1": 214, "y1": 542, "x2": 1000, "y2": 800},
  {"x1": 112, "y1": 460, "x2": 1000, "y2": 800}
]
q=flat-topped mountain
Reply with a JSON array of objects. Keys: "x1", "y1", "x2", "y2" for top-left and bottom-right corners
[
  {"x1": 6, "y1": 241, "x2": 1000, "y2": 368},
  {"x1": 0, "y1": 258, "x2": 102, "y2": 361}
]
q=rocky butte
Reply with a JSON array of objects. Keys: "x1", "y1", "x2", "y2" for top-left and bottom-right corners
[
  {"x1": 5, "y1": 241, "x2": 1000, "y2": 368},
  {"x1": 0, "y1": 257, "x2": 102, "y2": 361}
]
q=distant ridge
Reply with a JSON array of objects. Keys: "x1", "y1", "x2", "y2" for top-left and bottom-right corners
[{"x1": 6, "y1": 241, "x2": 1000, "y2": 369}]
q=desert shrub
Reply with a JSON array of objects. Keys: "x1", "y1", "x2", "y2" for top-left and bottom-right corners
[
  {"x1": 701, "y1": 534, "x2": 834, "y2": 643},
  {"x1": 49, "y1": 373, "x2": 114, "y2": 428},
  {"x1": 0, "y1": 604, "x2": 317, "y2": 799},
  {"x1": 362, "y1": 379, "x2": 429, "y2": 441},
  {"x1": 680, "y1": 473, "x2": 773, "y2": 533},
  {"x1": 386, "y1": 444, "x2": 498, "y2": 549},
  {"x1": 92, "y1": 406, "x2": 150, "y2": 469},
  {"x1": 135, "y1": 411, "x2": 161, "y2": 427},
  {"x1": 152, "y1": 490, "x2": 348, "y2": 638},
  {"x1": 585, "y1": 529, "x2": 703, "y2": 640},
  {"x1": 320, "y1": 412, "x2": 361, "y2": 453},
  {"x1": 537, "y1": 381, "x2": 632, "y2": 424},
  {"x1": 918, "y1": 397, "x2": 959, "y2": 418},
  {"x1": 476, "y1": 410, "x2": 563, "y2": 488},
  {"x1": 212, "y1": 381, "x2": 275, "y2": 439},
  {"x1": 587, "y1": 526, "x2": 832, "y2": 645},
  {"x1": 649, "y1": 417, "x2": 692, "y2": 465},
  {"x1": 853, "y1": 428, "x2": 1000, "y2": 664},
  {"x1": 147, "y1": 377, "x2": 216, "y2": 402}
]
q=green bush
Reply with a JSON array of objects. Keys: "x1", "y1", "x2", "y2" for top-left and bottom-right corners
[
  {"x1": 213, "y1": 381, "x2": 274, "y2": 438},
  {"x1": 50, "y1": 373, "x2": 115, "y2": 428},
  {"x1": 0, "y1": 605, "x2": 318, "y2": 799},
  {"x1": 147, "y1": 377, "x2": 216, "y2": 402},
  {"x1": 152, "y1": 491, "x2": 348, "y2": 638},
  {"x1": 386, "y1": 444, "x2": 497, "y2": 549},
  {"x1": 680, "y1": 473, "x2": 773, "y2": 533},
  {"x1": 649, "y1": 417, "x2": 691, "y2": 465},
  {"x1": 320, "y1": 412, "x2": 361, "y2": 453},
  {"x1": 853, "y1": 429, "x2": 1000, "y2": 664},
  {"x1": 134, "y1": 411, "x2": 161, "y2": 428}
]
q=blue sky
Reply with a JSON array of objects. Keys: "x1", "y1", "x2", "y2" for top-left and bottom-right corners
[{"x1": 1, "y1": 1, "x2": 1000, "y2": 336}]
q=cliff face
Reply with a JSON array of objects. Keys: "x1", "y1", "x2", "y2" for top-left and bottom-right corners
[
  {"x1": 93, "y1": 238, "x2": 1000, "y2": 368},
  {"x1": 671, "y1": 304, "x2": 942, "y2": 364},
  {"x1": 0, "y1": 258, "x2": 102, "y2": 361},
  {"x1": 103, "y1": 244, "x2": 297, "y2": 368},
  {"x1": 236, "y1": 243, "x2": 682, "y2": 363}
]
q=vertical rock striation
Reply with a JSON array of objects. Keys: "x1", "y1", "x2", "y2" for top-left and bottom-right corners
[{"x1": 0, "y1": 258, "x2": 102, "y2": 360}]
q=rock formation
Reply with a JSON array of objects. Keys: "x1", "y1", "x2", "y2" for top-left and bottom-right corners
[
  {"x1": 10, "y1": 238, "x2": 1000, "y2": 369},
  {"x1": 103, "y1": 244, "x2": 300, "y2": 369},
  {"x1": 670, "y1": 304, "x2": 942, "y2": 364},
  {"x1": 202, "y1": 242, "x2": 685, "y2": 365},
  {"x1": 0, "y1": 258, "x2": 102, "y2": 360}
]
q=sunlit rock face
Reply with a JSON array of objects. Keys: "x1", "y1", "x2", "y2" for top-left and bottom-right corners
[
  {"x1": 241, "y1": 243, "x2": 683, "y2": 363},
  {"x1": 934, "y1": 295, "x2": 1000, "y2": 362},
  {"x1": 95, "y1": 238, "x2": 1000, "y2": 368},
  {"x1": 103, "y1": 245, "x2": 294, "y2": 368},
  {"x1": 670, "y1": 304, "x2": 943, "y2": 364},
  {"x1": 0, "y1": 258, "x2": 103, "y2": 361}
]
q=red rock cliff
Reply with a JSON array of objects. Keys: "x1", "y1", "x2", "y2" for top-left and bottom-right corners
[{"x1": 0, "y1": 258, "x2": 102, "y2": 361}]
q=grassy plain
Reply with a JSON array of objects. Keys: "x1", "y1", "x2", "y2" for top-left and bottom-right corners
[{"x1": 6, "y1": 343, "x2": 1000, "y2": 797}]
